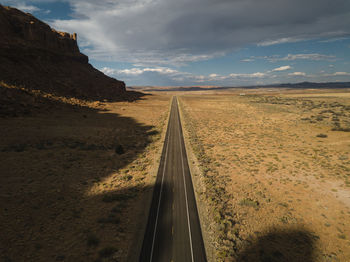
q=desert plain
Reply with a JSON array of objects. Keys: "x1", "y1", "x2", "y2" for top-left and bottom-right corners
[
  {"x1": 1, "y1": 85, "x2": 350, "y2": 262},
  {"x1": 178, "y1": 88, "x2": 350, "y2": 261}
]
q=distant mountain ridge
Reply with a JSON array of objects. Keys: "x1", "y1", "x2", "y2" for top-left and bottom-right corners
[
  {"x1": 0, "y1": 5, "x2": 126, "y2": 100},
  {"x1": 140, "y1": 81, "x2": 350, "y2": 92}
]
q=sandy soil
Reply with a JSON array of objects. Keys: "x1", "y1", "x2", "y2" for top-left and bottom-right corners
[
  {"x1": 179, "y1": 90, "x2": 350, "y2": 262},
  {"x1": 0, "y1": 87, "x2": 170, "y2": 262}
]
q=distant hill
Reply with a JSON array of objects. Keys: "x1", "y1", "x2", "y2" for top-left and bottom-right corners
[
  {"x1": 0, "y1": 5, "x2": 126, "y2": 101},
  {"x1": 140, "y1": 82, "x2": 350, "y2": 92}
]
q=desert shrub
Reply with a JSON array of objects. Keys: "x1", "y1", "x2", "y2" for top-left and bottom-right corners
[
  {"x1": 111, "y1": 204, "x2": 125, "y2": 213},
  {"x1": 87, "y1": 233, "x2": 100, "y2": 247},
  {"x1": 278, "y1": 202, "x2": 289, "y2": 208},
  {"x1": 115, "y1": 144, "x2": 124, "y2": 154},
  {"x1": 239, "y1": 198, "x2": 259, "y2": 208},
  {"x1": 101, "y1": 193, "x2": 133, "y2": 203},
  {"x1": 98, "y1": 246, "x2": 117, "y2": 258},
  {"x1": 280, "y1": 216, "x2": 289, "y2": 224},
  {"x1": 338, "y1": 234, "x2": 346, "y2": 240},
  {"x1": 122, "y1": 175, "x2": 133, "y2": 181},
  {"x1": 97, "y1": 216, "x2": 120, "y2": 225},
  {"x1": 332, "y1": 127, "x2": 350, "y2": 132}
]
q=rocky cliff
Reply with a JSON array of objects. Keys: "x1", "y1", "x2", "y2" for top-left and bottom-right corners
[{"x1": 0, "y1": 5, "x2": 126, "y2": 100}]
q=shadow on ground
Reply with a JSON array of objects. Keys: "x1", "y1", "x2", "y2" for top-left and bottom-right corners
[
  {"x1": 0, "y1": 87, "x2": 163, "y2": 261},
  {"x1": 236, "y1": 228, "x2": 317, "y2": 262}
]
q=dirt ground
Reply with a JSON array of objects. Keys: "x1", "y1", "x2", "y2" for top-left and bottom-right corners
[
  {"x1": 0, "y1": 84, "x2": 170, "y2": 262},
  {"x1": 179, "y1": 90, "x2": 350, "y2": 262}
]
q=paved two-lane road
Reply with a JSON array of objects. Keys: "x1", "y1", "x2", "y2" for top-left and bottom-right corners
[{"x1": 139, "y1": 97, "x2": 207, "y2": 262}]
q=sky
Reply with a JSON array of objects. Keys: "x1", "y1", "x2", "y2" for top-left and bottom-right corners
[{"x1": 2, "y1": 0, "x2": 350, "y2": 87}]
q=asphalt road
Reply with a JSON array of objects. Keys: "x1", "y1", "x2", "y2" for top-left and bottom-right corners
[{"x1": 139, "y1": 97, "x2": 207, "y2": 262}]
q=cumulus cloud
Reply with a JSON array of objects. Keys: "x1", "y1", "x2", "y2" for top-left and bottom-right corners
[
  {"x1": 332, "y1": 72, "x2": 350, "y2": 76},
  {"x1": 230, "y1": 72, "x2": 266, "y2": 78},
  {"x1": 241, "y1": 58, "x2": 255, "y2": 62},
  {"x1": 288, "y1": 72, "x2": 306, "y2": 76},
  {"x1": 272, "y1": 65, "x2": 292, "y2": 72},
  {"x1": 102, "y1": 64, "x2": 350, "y2": 85},
  {"x1": 45, "y1": 0, "x2": 350, "y2": 65},
  {"x1": 102, "y1": 66, "x2": 179, "y2": 76},
  {"x1": 102, "y1": 65, "x2": 269, "y2": 83},
  {"x1": 100, "y1": 67, "x2": 116, "y2": 75},
  {"x1": 318, "y1": 71, "x2": 350, "y2": 77},
  {"x1": 143, "y1": 68, "x2": 178, "y2": 74},
  {"x1": 117, "y1": 68, "x2": 144, "y2": 76}
]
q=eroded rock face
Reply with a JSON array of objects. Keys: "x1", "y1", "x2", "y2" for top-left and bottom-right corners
[
  {"x1": 0, "y1": 5, "x2": 126, "y2": 100},
  {"x1": 0, "y1": 6, "x2": 80, "y2": 53}
]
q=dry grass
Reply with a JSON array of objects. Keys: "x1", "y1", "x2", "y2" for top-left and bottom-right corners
[
  {"x1": 179, "y1": 91, "x2": 350, "y2": 261},
  {"x1": 0, "y1": 85, "x2": 170, "y2": 261}
]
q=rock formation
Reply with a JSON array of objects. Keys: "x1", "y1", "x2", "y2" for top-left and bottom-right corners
[{"x1": 0, "y1": 5, "x2": 126, "y2": 100}]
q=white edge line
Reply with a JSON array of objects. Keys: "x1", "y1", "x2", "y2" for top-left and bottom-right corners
[
  {"x1": 177, "y1": 98, "x2": 195, "y2": 262},
  {"x1": 149, "y1": 99, "x2": 172, "y2": 262}
]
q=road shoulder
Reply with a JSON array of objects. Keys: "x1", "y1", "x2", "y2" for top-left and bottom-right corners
[{"x1": 177, "y1": 96, "x2": 215, "y2": 262}]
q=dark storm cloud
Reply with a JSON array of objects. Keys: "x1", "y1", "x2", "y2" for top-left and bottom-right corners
[{"x1": 48, "y1": 0, "x2": 350, "y2": 64}]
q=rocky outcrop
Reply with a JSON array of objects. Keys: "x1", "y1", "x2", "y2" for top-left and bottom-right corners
[{"x1": 0, "y1": 5, "x2": 126, "y2": 100}]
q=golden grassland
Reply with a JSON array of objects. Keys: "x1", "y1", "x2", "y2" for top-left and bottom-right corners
[
  {"x1": 179, "y1": 91, "x2": 350, "y2": 262},
  {"x1": 0, "y1": 83, "x2": 170, "y2": 262}
]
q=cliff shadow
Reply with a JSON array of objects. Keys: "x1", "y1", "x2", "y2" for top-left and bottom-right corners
[
  {"x1": 0, "y1": 91, "x2": 164, "y2": 262},
  {"x1": 235, "y1": 228, "x2": 317, "y2": 262}
]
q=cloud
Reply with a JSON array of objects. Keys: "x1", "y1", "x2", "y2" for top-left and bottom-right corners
[
  {"x1": 229, "y1": 72, "x2": 266, "y2": 78},
  {"x1": 319, "y1": 36, "x2": 350, "y2": 43},
  {"x1": 332, "y1": 72, "x2": 350, "y2": 76},
  {"x1": 242, "y1": 53, "x2": 337, "y2": 63},
  {"x1": 102, "y1": 66, "x2": 269, "y2": 85},
  {"x1": 1, "y1": 0, "x2": 54, "y2": 15},
  {"x1": 117, "y1": 68, "x2": 144, "y2": 76},
  {"x1": 143, "y1": 68, "x2": 178, "y2": 74},
  {"x1": 100, "y1": 67, "x2": 115, "y2": 75},
  {"x1": 319, "y1": 71, "x2": 350, "y2": 77},
  {"x1": 46, "y1": 0, "x2": 350, "y2": 65},
  {"x1": 11, "y1": 2, "x2": 41, "y2": 13},
  {"x1": 102, "y1": 64, "x2": 350, "y2": 86},
  {"x1": 102, "y1": 66, "x2": 179, "y2": 76},
  {"x1": 288, "y1": 72, "x2": 306, "y2": 76},
  {"x1": 258, "y1": 37, "x2": 302, "y2": 46},
  {"x1": 240, "y1": 58, "x2": 255, "y2": 62},
  {"x1": 268, "y1": 53, "x2": 336, "y2": 62},
  {"x1": 272, "y1": 65, "x2": 292, "y2": 72},
  {"x1": 280, "y1": 53, "x2": 336, "y2": 61}
]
